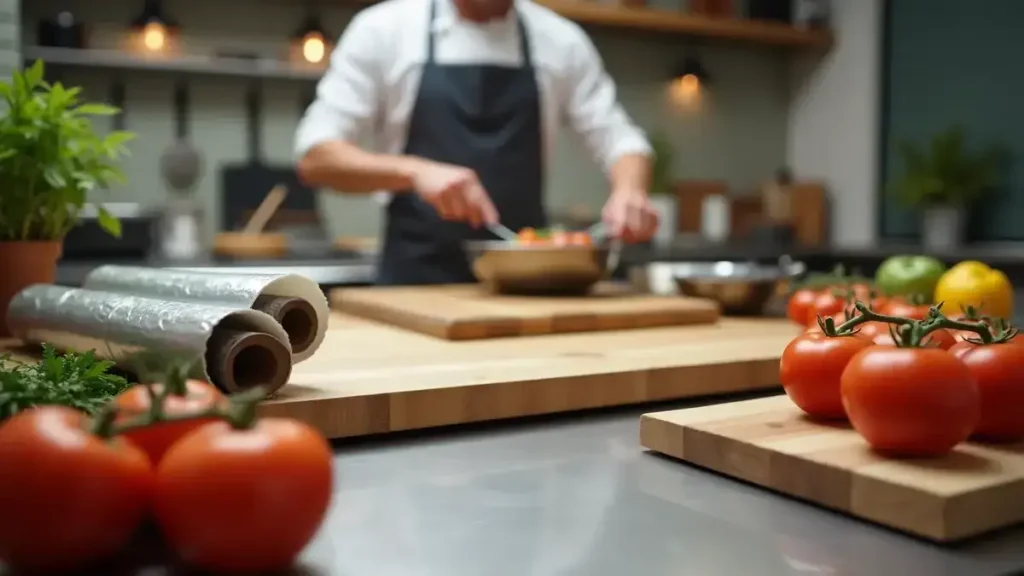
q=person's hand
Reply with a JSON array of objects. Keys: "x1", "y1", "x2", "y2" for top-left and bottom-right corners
[
  {"x1": 409, "y1": 160, "x2": 498, "y2": 227},
  {"x1": 601, "y1": 188, "x2": 659, "y2": 243}
]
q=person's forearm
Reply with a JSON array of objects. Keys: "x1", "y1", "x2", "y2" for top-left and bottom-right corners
[
  {"x1": 608, "y1": 153, "x2": 652, "y2": 194},
  {"x1": 296, "y1": 140, "x2": 424, "y2": 194}
]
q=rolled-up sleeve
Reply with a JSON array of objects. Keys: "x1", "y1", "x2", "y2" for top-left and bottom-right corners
[
  {"x1": 294, "y1": 11, "x2": 383, "y2": 159},
  {"x1": 562, "y1": 29, "x2": 652, "y2": 173}
]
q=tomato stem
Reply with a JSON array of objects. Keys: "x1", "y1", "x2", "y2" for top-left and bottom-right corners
[
  {"x1": 89, "y1": 384, "x2": 270, "y2": 439},
  {"x1": 88, "y1": 406, "x2": 119, "y2": 437},
  {"x1": 834, "y1": 302, "x2": 915, "y2": 334},
  {"x1": 918, "y1": 306, "x2": 1011, "y2": 345}
]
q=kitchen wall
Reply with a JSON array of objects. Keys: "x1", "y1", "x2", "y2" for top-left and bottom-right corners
[
  {"x1": 23, "y1": 0, "x2": 790, "y2": 242},
  {"x1": 0, "y1": 0, "x2": 18, "y2": 86},
  {"x1": 881, "y1": 0, "x2": 1024, "y2": 242},
  {"x1": 786, "y1": 0, "x2": 882, "y2": 248}
]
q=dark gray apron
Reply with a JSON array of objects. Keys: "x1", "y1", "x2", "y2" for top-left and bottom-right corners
[{"x1": 376, "y1": 0, "x2": 547, "y2": 285}]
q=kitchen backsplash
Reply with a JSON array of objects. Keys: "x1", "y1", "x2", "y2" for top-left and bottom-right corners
[{"x1": 22, "y1": 0, "x2": 790, "y2": 241}]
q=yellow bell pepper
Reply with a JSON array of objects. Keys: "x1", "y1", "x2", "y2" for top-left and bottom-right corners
[{"x1": 934, "y1": 261, "x2": 1014, "y2": 320}]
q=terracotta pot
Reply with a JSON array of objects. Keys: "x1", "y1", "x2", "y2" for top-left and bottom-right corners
[{"x1": 0, "y1": 241, "x2": 63, "y2": 339}]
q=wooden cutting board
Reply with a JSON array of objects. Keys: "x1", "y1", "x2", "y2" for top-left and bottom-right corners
[
  {"x1": 640, "y1": 395, "x2": 1024, "y2": 542},
  {"x1": 331, "y1": 284, "x2": 721, "y2": 340},
  {"x1": 2, "y1": 314, "x2": 800, "y2": 440}
]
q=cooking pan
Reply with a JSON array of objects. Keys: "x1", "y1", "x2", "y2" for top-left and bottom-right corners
[{"x1": 219, "y1": 83, "x2": 318, "y2": 232}]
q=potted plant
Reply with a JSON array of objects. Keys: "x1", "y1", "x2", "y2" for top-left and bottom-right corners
[
  {"x1": 888, "y1": 125, "x2": 1003, "y2": 251},
  {"x1": 648, "y1": 132, "x2": 676, "y2": 246},
  {"x1": 0, "y1": 60, "x2": 134, "y2": 337}
]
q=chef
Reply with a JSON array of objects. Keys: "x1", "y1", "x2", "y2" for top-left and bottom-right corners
[{"x1": 295, "y1": 0, "x2": 659, "y2": 285}]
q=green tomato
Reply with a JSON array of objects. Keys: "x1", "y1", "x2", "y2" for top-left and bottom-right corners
[{"x1": 874, "y1": 255, "x2": 947, "y2": 301}]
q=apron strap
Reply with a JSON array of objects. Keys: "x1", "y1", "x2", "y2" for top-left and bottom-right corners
[{"x1": 426, "y1": 0, "x2": 533, "y2": 67}]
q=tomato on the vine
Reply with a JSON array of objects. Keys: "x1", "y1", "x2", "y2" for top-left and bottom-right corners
[
  {"x1": 806, "y1": 291, "x2": 848, "y2": 327},
  {"x1": 115, "y1": 379, "x2": 225, "y2": 464},
  {"x1": 806, "y1": 312, "x2": 888, "y2": 339},
  {"x1": 780, "y1": 333, "x2": 874, "y2": 419},
  {"x1": 841, "y1": 347, "x2": 979, "y2": 456},
  {"x1": 0, "y1": 407, "x2": 154, "y2": 572},
  {"x1": 155, "y1": 418, "x2": 334, "y2": 573},
  {"x1": 870, "y1": 327, "x2": 956, "y2": 350},
  {"x1": 949, "y1": 339, "x2": 1024, "y2": 441},
  {"x1": 787, "y1": 288, "x2": 820, "y2": 326}
]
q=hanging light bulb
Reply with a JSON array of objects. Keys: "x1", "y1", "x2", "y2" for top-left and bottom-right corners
[
  {"x1": 291, "y1": 14, "x2": 332, "y2": 66},
  {"x1": 301, "y1": 30, "x2": 326, "y2": 64},
  {"x1": 142, "y1": 21, "x2": 167, "y2": 51},
  {"x1": 129, "y1": 0, "x2": 177, "y2": 55},
  {"x1": 668, "y1": 56, "x2": 710, "y2": 106}
]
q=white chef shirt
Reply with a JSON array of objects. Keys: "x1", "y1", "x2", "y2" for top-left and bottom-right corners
[{"x1": 293, "y1": 0, "x2": 652, "y2": 175}]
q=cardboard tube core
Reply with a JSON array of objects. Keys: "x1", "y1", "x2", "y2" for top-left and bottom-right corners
[
  {"x1": 205, "y1": 328, "x2": 291, "y2": 393},
  {"x1": 253, "y1": 295, "x2": 318, "y2": 355}
]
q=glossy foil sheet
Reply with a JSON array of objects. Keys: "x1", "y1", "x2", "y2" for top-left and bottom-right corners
[
  {"x1": 5, "y1": 284, "x2": 292, "y2": 394},
  {"x1": 82, "y1": 265, "x2": 329, "y2": 362}
]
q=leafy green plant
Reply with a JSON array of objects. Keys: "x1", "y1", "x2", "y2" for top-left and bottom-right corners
[
  {"x1": 649, "y1": 132, "x2": 675, "y2": 195},
  {"x1": 0, "y1": 60, "x2": 135, "y2": 241},
  {"x1": 0, "y1": 344, "x2": 131, "y2": 419},
  {"x1": 888, "y1": 125, "x2": 1004, "y2": 208}
]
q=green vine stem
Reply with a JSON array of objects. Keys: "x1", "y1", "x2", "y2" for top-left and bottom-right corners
[{"x1": 89, "y1": 385, "x2": 268, "y2": 438}]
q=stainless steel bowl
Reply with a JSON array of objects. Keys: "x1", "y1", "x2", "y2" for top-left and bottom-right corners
[
  {"x1": 464, "y1": 240, "x2": 611, "y2": 295},
  {"x1": 672, "y1": 258, "x2": 806, "y2": 315}
]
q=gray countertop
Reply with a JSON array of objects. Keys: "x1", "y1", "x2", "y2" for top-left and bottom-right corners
[{"x1": 284, "y1": 393, "x2": 1024, "y2": 576}]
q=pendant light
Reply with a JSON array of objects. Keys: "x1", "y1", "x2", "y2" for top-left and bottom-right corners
[
  {"x1": 128, "y1": 0, "x2": 178, "y2": 56},
  {"x1": 290, "y1": 1, "x2": 332, "y2": 66},
  {"x1": 669, "y1": 55, "x2": 710, "y2": 106}
]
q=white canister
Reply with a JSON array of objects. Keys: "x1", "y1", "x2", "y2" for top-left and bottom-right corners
[
  {"x1": 700, "y1": 194, "x2": 730, "y2": 242},
  {"x1": 649, "y1": 194, "x2": 678, "y2": 247}
]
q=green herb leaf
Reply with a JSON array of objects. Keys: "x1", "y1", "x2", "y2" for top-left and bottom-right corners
[
  {"x1": 73, "y1": 103, "x2": 120, "y2": 116},
  {"x1": 96, "y1": 205, "x2": 123, "y2": 238},
  {"x1": 0, "y1": 344, "x2": 131, "y2": 420}
]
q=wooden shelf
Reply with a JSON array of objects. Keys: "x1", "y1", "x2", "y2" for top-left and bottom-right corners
[
  {"x1": 535, "y1": 0, "x2": 833, "y2": 48},
  {"x1": 23, "y1": 46, "x2": 323, "y2": 82}
]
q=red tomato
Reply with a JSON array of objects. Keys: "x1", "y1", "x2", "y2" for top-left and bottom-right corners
[
  {"x1": 806, "y1": 291, "x2": 848, "y2": 327},
  {"x1": 0, "y1": 407, "x2": 154, "y2": 572},
  {"x1": 115, "y1": 379, "x2": 225, "y2": 464},
  {"x1": 787, "y1": 289, "x2": 820, "y2": 326},
  {"x1": 871, "y1": 327, "x2": 956, "y2": 350},
  {"x1": 155, "y1": 418, "x2": 334, "y2": 572},
  {"x1": 949, "y1": 340, "x2": 1024, "y2": 441},
  {"x1": 779, "y1": 333, "x2": 874, "y2": 419},
  {"x1": 841, "y1": 347, "x2": 979, "y2": 456},
  {"x1": 883, "y1": 299, "x2": 932, "y2": 320}
]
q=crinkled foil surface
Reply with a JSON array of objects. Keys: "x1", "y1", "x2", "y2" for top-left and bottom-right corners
[
  {"x1": 82, "y1": 266, "x2": 329, "y2": 362},
  {"x1": 7, "y1": 284, "x2": 251, "y2": 376}
]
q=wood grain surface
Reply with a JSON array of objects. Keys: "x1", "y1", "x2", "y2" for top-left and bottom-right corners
[
  {"x1": 640, "y1": 395, "x2": 1024, "y2": 542},
  {"x1": 1, "y1": 314, "x2": 798, "y2": 440},
  {"x1": 252, "y1": 314, "x2": 796, "y2": 439},
  {"x1": 331, "y1": 284, "x2": 721, "y2": 340}
]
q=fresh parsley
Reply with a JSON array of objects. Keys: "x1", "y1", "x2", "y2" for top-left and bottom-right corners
[{"x1": 0, "y1": 344, "x2": 131, "y2": 420}]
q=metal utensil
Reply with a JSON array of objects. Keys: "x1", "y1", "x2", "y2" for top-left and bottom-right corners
[{"x1": 486, "y1": 222, "x2": 519, "y2": 242}]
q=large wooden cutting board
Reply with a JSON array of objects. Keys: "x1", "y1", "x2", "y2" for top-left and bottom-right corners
[
  {"x1": 1, "y1": 314, "x2": 800, "y2": 441},
  {"x1": 640, "y1": 395, "x2": 1024, "y2": 542},
  {"x1": 331, "y1": 284, "x2": 721, "y2": 340},
  {"x1": 253, "y1": 314, "x2": 796, "y2": 439}
]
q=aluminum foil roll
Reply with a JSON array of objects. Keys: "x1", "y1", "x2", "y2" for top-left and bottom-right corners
[
  {"x1": 82, "y1": 265, "x2": 329, "y2": 363},
  {"x1": 6, "y1": 285, "x2": 293, "y2": 395}
]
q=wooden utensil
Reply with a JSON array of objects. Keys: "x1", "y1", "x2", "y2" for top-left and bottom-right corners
[{"x1": 213, "y1": 185, "x2": 290, "y2": 259}]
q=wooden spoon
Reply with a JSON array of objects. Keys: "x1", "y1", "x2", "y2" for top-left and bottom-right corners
[{"x1": 214, "y1": 184, "x2": 290, "y2": 258}]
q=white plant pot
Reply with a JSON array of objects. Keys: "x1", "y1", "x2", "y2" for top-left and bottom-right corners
[
  {"x1": 921, "y1": 205, "x2": 965, "y2": 251},
  {"x1": 649, "y1": 195, "x2": 677, "y2": 247}
]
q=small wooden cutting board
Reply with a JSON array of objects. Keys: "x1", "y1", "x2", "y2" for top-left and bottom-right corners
[
  {"x1": 640, "y1": 395, "x2": 1024, "y2": 542},
  {"x1": 331, "y1": 283, "x2": 721, "y2": 340}
]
